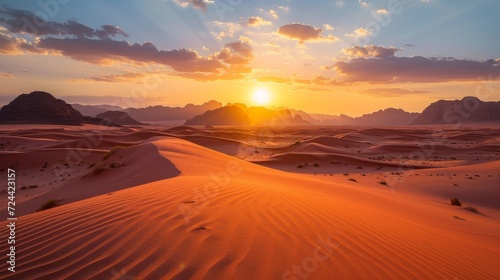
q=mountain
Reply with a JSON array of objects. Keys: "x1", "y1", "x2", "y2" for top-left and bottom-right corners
[
  {"x1": 185, "y1": 106, "x2": 251, "y2": 126},
  {"x1": 125, "y1": 100, "x2": 223, "y2": 121},
  {"x1": 72, "y1": 104, "x2": 124, "y2": 117},
  {"x1": 412, "y1": 96, "x2": 500, "y2": 125},
  {"x1": 96, "y1": 111, "x2": 144, "y2": 125},
  {"x1": 316, "y1": 109, "x2": 418, "y2": 126},
  {"x1": 184, "y1": 104, "x2": 310, "y2": 126},
  {"x1": 0, "y1": 91, "x2": 113, "y2": 126},
  {"x1": 352, "y1": 108, "x2": 420, "y2": 126}
]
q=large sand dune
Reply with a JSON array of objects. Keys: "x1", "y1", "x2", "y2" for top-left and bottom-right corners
[{"x1": 0, "y1": 125, "x2": 499, "y2": 279}]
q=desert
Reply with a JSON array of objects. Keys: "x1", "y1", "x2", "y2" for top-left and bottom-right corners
[{"x1": 1, "y1": 122, "x2": 499, "y2": 279}]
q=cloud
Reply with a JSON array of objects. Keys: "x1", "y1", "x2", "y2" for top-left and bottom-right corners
[
  {"x1": 345, "y1": 27, "x2": 371, "y2": 37},
  {"x1": 0, "y1": 32, "x2": 44, "y2": 54},
  {"x1": 323, "y1": 24, "x2": 334, "y2": 31},
  {"x1": 0, "y1": 72, "x2": 12, "y2": 78},
  {"x1": 244, "y1": 17, "x2": 272, "y2": 28},
  {"x1": 257, "y1": 76, "x2": 292, "y2": 84},
  {"x1": 171, "y1": 0, "x2": 214, "y2": 11},
  {"x1": 335, "y1": 56, "x2": 500, "y2": 83},
  {"x1": 0, "y1": 6, "x2": 127, "y2": 38},
  {"x1": 360, "y1": 88, "x2": 430, "y2": 97},
  {"x1": 276, "y1": 6, "x2": 289, "y2": 12},
  {"x1": 359, "y1": 0, "x2": 370, "y2": 7},
  {"x1": 277, "y1": 23, "x2": 337, "y2": 44},
  {"x1": 70, "y1": 72, "x2": 153, "y2": 83},
  {"x1": 35, "y1": 36, "x2": 254, "y2": 81},
  {"x1": 375, "y1": 9, "x2": 388, "y2": 14},
  {"x1": 342, "y1": 45, "x2": 400, "y2": 58},
  {"x1": 268, "y1": 9, "x2": 279, "y2": 19},
  {"x1": 211, "y1": 21, "x2": 240, "y2": 40},
  {"x1": 37, "y1": 37, "x2": 223, "y2": 72}
]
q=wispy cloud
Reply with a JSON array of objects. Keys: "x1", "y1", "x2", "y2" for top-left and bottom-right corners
[{"x1": 170, "y1": 0, "x2": 214, "y2": 12}]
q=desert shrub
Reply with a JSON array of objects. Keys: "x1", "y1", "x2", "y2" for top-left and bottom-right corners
[
  {"x1": 92, "y1": 162, "x2": 105, "y2": 175},
  {"x1": 20, "y1": 186, "x2": 27, "y2": 190},
  {"x1": 348, "y1": 178, "x2": 358, "y2": 183},
  {"x1": 465, "y1": 206, "x2": 479, "y2": 213},
  {"x1": 297, "y1": 164, "x2": 304, "y2": 168},
  {"x1": 450, "y1": 197, "x2": 462, "y2": 207},
  {"x1": 378, "y1": 181, "x2": 388, "y2": 186},
  {"x1": 29, "y1": 185, "x2": 38, "y2": 189},
  {"x1": 313, "y1": 163, "x2": 320, "y2": 167},
  {"x1": 36, "y1": 199, "x2": 58, "y2": 212},
  {"x1": 109, "y1": 162, "x2": 122, "y2": 168},
  {"x1": 104, "y1": 145, "x2": 123, "y2": 160}
]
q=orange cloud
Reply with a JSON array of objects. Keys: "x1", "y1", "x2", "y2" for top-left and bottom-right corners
[
  {"x1": 277, "y1": 23, "x2": 337, "y2": 44},
  {"x1": 244, "y1": 16, "x2": 272, "y2": 27},
  {"x1": 257, "y1": 76, "x2": 292, "y2": 84},
  {"x1": 360, "y1": 88, "x2": 430, "y2": 97},
  {"x1": 70, "y1": 72, "x2": 154, "y2": 83},
  {"x1": 342, "y1": 45, "x2": 400, "y2": 58}
]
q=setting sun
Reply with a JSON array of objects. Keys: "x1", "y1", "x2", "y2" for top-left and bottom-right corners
[{"x1": 252, "y1": 89, "x2": 271, "y2": 106}]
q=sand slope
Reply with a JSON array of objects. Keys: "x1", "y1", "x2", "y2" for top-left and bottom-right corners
[{"x1": 1, "y1": 137, "x2": 498, "y2": 279}]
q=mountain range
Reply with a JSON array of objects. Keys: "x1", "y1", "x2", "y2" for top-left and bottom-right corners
[{"x1": 1, "y1": 92, "x2": 498, "y2": 126}]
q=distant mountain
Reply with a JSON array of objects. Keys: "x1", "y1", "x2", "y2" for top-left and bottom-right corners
[
  {"x1": 184, "y1": 105, "x2": 310, "y2": 126},
  {"x1": 352, "y1": 108, "x2": 419, "y2": 126},
  {"x1": 125, "y1": 100, "x2": 223, "y2": 121},
  {"x1": 185, "y1": 106, "x2": 251, "y2": 126},
  {"x1": 72, "y1": 104, "x2": 124, "y2": 117},
  {"x1": 315, "y1": 109, "x2": 418, "y2": 126},
  {"x1": 96, "y1": 111, "x2": 144, "y2": 125},
  {"x1": 412, "y1": 97, "x2": 500, "y2": 125},
  {"x1": 0, "y1": 91, "x2": 114, "y2": 126}
]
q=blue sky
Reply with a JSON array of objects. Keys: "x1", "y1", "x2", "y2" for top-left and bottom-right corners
[{"x1": 0, "y1": 0, "x2": 498, "y2": 115}]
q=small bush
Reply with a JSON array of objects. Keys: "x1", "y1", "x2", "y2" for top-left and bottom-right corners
[
  {"x1": 465, "y1": 206, "x2": 479, "y2": 213},
  {"x1": 297, "y1": 164, "x2": 304, "y2": 168},
  {"x1": 29, "y1": 185, "x2": 38, "y2": 189},
  {"x1": 109, "y1": 162, "x2": 122, "y2": 168},
  {"x1": 450, "y1": 197, "x2": 462, "y2": 207},
  {"x1": 378, "y1": 181, "x2": 388, "y2": 186},
  {"x1": 348, "y1": 178, "x2": 358, "y2": 183},
  {"x1": 313, "y1": 163, "x2": 320, "y2": 167},
  {"x1": 20, "y1": 186, "x2": 27, "y2": 190},
  {"x1": 92, "y1": 162, "x2": 105, "y2": 175},
  {"x1": 36, "y1": 199, "x2": 58, "y2": 212},
  {"x1": 103, "y1": 145, "x2": 123, "y2": 161}
]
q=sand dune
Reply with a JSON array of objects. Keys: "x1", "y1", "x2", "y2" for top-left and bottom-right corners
[{"x1": 0, "y1": 126, "x2": 499, "y2": 279}]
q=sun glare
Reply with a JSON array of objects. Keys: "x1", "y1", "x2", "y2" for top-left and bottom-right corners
[{"x1": 253, "y1": 89, "x2": 271, "y2": 106}]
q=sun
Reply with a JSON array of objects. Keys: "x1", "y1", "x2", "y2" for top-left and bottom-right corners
[{"x1": 252, "y1": 88, "x2": 271, "y2": 106}]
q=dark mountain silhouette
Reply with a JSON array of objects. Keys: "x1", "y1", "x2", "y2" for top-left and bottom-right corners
[
  {"x1": 72, "y1": 104, "x2": 124, "y2": 117},
  {"x1": 125, "y1": 100, "x2": 223, "y2": 121},
  {"x1": 96, "y1": 111, "x2": 144, "y2": 125},
  {"x1": 316, "y1": 109, "x2": 418, "y2": 126},
  {"x1": 185, "y1": 106, "x2": 251, "y2": 126},
  {"x1": 184, "y1": 104, "x2": 310, "y2": 126},
  {"x1": 352, "y1": 108, "x2": 419, "y2": 126},
  {"x1": 412, "y1": 96, "x2": 500, "y2": 125},
  {"x1": 0, "y1": 91, "x2": 114, "y2": 126}
]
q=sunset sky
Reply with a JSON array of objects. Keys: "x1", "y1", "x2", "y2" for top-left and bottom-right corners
[{"x1": 0, "y1": 0, "x2": 499, "y2": 116}]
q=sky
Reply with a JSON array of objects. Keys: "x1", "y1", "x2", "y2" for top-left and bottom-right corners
[{"x1": 0, "y1": 0, "x2": 499, "y2": 116}]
